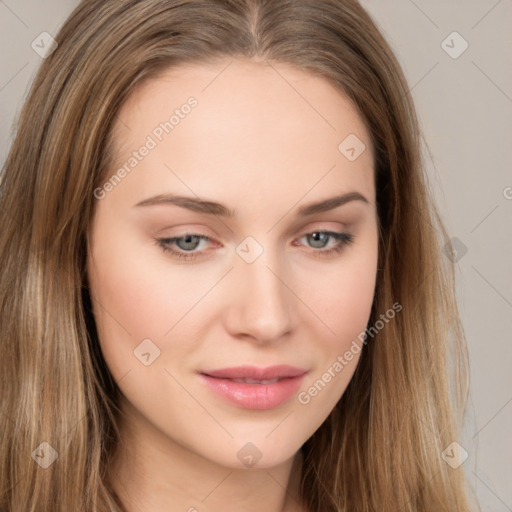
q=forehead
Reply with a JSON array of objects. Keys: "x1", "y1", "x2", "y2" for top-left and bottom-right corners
[{"x1": 106, "y1": 59, "x2": 375, "y2": 211}]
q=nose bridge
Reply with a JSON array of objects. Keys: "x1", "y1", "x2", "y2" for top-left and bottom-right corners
[{"x1": 228, "y1": 239, "x2": 293, "y2": 342}]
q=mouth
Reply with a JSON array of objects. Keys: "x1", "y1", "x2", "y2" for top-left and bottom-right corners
[
  {"x1": 200, "y1": 364, "x2": 307, "y2": 381},
  {"x1": 198, "y1": 365, "x2": 308, "y2": 410},
  {"x1": 223, "y1": 377, "x2": 282, "y2": 385}
]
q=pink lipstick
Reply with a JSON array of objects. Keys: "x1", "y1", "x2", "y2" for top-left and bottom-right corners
[{"x1": 199, "y1": 365, "x2": 307, "y2": 410}]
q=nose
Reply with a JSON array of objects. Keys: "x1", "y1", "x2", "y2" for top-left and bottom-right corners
[{"x1": 224, "y1": 249, "x2": 295, "y2": 345}]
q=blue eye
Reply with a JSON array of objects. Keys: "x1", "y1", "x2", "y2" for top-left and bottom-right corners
[
  {"x1": 299, "y1": 231, "x2": 355, "y2": 258},
  {"x1": 156, "y1": 234, "x2": 209, "y2": 261},
  {"x1": 155, "y1": 230, "x2": 354, "y2": 261}
]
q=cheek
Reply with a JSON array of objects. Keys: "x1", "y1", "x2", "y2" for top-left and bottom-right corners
[
  {"x1": 295, "y1": 252, "x2": 377, "y2": 421},
  {"x1": 308, "y1": 233, "x2": 378, "y2": 346},
  {"x1": 86, "y1": 215, "x2": 187, "y2": 379},
  {"x1": 91, "y1": 256, "x2": 185, "y2": 338},
  {"x1": 297, "y1": 228, "x2": 378, "y2": 402}
]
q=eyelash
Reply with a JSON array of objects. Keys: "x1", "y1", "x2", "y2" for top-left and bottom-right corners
[{"x1": 155, "y1": 230, "x2": 355, "y2": 261}]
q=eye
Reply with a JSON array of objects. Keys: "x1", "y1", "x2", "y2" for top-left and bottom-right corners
[
  {"x1": 155, "y1": 230, "x2": 355, "y2": 261},
  {"x1": 155, "y1": 234, "x2": 212, "y2": 261},
  {"x1": 295, "y1": 230, "x2": 355, "y2": 258}
]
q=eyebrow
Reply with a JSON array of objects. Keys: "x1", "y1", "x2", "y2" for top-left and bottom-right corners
[{"x1": 134, "y1": 191, "x2": 369, "y2": 217}]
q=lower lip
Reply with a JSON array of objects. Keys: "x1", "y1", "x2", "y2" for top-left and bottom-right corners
[{"x1": 199, "y1": 373, "x2": 306, "y2": 410}]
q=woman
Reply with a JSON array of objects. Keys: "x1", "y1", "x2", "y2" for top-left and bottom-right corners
[{"x1": 0, "y1": 1, "x2": 476, "y2": 511}]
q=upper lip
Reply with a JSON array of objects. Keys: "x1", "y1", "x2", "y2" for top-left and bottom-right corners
[{"x1": 200, "y1": 365, "x2": 307, "y2": 380}]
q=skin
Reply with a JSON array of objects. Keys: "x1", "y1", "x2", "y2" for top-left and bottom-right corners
[{"x1": 87, "y1": 58, "x2": 379, "y2": 512}]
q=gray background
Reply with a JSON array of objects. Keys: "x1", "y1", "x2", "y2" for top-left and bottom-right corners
[{"x1": 1, "y1": 1, "x2": 511, "y2": 510}]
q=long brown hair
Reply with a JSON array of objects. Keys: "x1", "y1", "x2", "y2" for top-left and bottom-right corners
[{"x1": 0, "y1": 1, "x2": 476, "y2": 510}]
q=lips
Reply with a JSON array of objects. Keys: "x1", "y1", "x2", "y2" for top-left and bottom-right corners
[
  {"x1": 200, "y1": 365, "x2": 307, "y2": 381},
  {"x1": 198, "y1": 365, "x2": 308, "y2": 409}
]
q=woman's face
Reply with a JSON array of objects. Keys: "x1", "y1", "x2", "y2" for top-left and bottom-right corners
[{"x1": 87, "y1": 59, "x2": 378, "y2": 470}]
